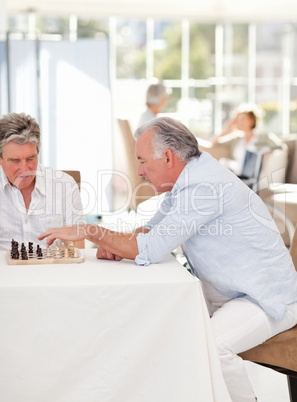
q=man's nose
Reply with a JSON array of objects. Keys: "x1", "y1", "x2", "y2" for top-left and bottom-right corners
[
  {"x1": 19, "y1": 161, "x2": 31, "y2": 173},
  {"x1": 137, "y1": 165, "x2": 144, "y2": 176}
]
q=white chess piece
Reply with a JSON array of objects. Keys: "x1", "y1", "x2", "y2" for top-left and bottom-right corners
[
  {"x1": 46, "y1": 245, "x2": 51, "y2": 258},
  {"x1": 61, "y1": 242, "x2": 65, "y2": 257},
  {"x1": 55, "y1": 241, "x2": 60, "y2": 259},
  {"x1": 68, "y1": 241, "x2": 74, "y2": 257}
]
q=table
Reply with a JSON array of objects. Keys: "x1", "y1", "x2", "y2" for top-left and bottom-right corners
[{"x1": 0, "y1": 249, "x2": 231, "y2": 402}]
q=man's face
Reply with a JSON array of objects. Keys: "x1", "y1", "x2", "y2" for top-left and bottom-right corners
[
  {"x1": 0, "y1": 141, "x2": 38, "y2": 190},
  {"x1": 136, "y1": 130, "x2": 174, "y2": 193}
]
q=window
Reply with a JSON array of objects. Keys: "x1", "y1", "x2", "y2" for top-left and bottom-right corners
[
  {"x1": 5, "y1": 13, "x2": 297, "y2": 137},
  {"x1": 116, "y1": 19, "x2": 146, "y2": 79}
]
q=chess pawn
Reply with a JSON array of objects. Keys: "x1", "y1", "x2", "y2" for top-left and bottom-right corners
[
  {"x1": 55, "y1": 241, "x2": 60, "y2": 259},
  {"x1": 46, "y1": 245, "x2": 51, "y2": 258},
  {"x1": 61, "y1": 242, "x2": 65, "y2": 257},
  {"x1": 64, "y1": 248, "x2": 69, "y2": 259},
  {"x1": 74, "y1": 248, "x2": 79, "y2": 258},
  {"x1": 68, "y1": 241, "x2": 74, "y2": 258}
]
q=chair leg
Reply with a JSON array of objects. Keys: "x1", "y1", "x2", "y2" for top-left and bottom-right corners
[{"x1": 288, "y1": 375, "x2": 297, "y2": 402}]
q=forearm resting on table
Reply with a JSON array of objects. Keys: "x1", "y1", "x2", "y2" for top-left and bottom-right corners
[
  {"x1": 76, "y1": 239, "x2": 85, "y2": 249},
  {"x1": 86, "y1": 224, "x2": 138, "y2": 260},
  {"x1": 39, "y1": 224, "x2": 139, "y2": 260},
  {"x1": 88, "y1": 225, "x2": 150, "y2": 258}
]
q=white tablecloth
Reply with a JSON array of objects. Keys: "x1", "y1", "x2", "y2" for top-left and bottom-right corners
[{"x1": 0, "y1": 249, "x2": 231, "y2": 402}]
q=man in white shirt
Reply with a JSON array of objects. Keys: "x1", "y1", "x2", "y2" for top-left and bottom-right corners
[
  {"x1": 39, "y1": 117, "x2": 297, "y2": 402},
  {"x1": 0, "y1": 112, "x2": 85, "y2": 250}
]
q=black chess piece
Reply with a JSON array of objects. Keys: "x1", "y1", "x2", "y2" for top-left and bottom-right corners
[
  {"x1": 37, "y1": 246, "x2": 43, "y2": 259},
  {"x1": 11, "y1": 239, "x2": 20, "y2": 259},
  {"x1": 28, "y1": 242, "x2": 34, "y2": 257}
]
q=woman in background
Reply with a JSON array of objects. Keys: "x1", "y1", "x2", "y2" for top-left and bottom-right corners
[{"x1": 212, "y1": 106, "x2": 258, "y2": 175}]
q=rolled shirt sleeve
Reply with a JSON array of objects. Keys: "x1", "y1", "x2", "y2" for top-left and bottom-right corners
[{"x1": 135, "y1": 233, "x2": 150, "y2": 266}]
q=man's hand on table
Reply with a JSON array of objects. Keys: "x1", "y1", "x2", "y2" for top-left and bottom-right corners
[{"x1": 96, "y1": 246, "x2": 122, "y2": 261}]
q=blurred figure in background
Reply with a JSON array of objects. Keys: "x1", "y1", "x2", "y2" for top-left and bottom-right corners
[
  {"x1": 138, "y1": 81, "x2": 168, "y2": 127},
  {"x1": 211, "y1": 104, "x2": 283, "y2": 176},
  {"x1": 212, "y1": 105, "x2": 259, "y2": 175}
]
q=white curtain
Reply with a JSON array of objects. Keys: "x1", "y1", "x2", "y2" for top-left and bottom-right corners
[
  {"x1": 0, "y1": 37, "x2": 113, "y2": 214},
  {"x1": 39, "y1": 38, "x2": 113, "y2": 214}
]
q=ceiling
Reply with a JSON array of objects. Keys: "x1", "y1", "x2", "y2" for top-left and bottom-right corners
[{"x1": 4, "y1": 0, "x2": 297, "y2": 22}]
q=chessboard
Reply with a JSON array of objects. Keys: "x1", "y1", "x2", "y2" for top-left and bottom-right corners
[{"x1": 7, "y1": 240, "x2": 84, "y2": 265}]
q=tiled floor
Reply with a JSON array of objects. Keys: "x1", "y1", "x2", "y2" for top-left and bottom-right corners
[{"x1": 245, "y1": 361, "x2": 290, "y2": 402}]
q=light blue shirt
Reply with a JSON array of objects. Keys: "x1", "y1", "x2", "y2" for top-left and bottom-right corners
[{"x1": 136, "y1": 152, "x2": 297, "y2": 321}]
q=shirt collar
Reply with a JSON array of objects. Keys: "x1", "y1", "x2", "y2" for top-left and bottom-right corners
[
  {"x1": 0, "y1": 166, "x2": 11, "y2": 191},
  {"x1": 170, "y1": 156, "x2": 201, "y2": 196},
  {"x1": 0, "y1": 163, "x2": 46, "y2": 195}
]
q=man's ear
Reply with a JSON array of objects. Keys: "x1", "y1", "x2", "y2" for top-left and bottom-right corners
[{"x1": 163, "y1": 149, "x2": 174, "y2": 167}]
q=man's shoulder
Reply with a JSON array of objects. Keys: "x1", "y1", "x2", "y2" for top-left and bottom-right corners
[
  {"x1": 185, "y1": 151, "x2": 239, "y2": 185},
  {"x1": 189, "y1": 151, "x2": 218, "y2": 169}
]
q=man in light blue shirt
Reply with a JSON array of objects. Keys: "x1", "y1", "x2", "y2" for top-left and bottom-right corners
[{"x1": 40, "y1": 117, "x2": 297, "y2": 402}]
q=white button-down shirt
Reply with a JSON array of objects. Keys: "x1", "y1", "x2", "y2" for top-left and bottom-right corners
[{"x1": 0, "y1": 165, "x2": 86, "y2": 250}]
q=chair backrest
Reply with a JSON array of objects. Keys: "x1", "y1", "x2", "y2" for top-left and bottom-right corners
[
  {"x1": 283, "y1": 134, "x2": 297, "y2": 183},
  {"x1": 259, "y1": 148, "x2": 288, "y2": 185},
  {"x1": 117, "y1": 118, "x2": 155, "y2": 209},
  {"x1": 117, "y1": 119, "x2": 140, "y2": 189},
  {"x1": 62, "y1": 170, "x2": 81, "y2": 190}
]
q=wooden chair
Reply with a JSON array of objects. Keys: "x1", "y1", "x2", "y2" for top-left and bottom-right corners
[
  {"x1": 62, "y1": 170, "x2": 81, "y2": 190},
  {"x1": 60, "y1": 170, "x2": 85, "y2": 248},
  {"x1": 117, "y1": 119, "x2": 155, "y2": 209},
  {"x1": 239, "y1": 225, "x2": 297, "y2": 401}
]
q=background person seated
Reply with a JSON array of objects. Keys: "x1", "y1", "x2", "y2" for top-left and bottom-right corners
[
  {"x1": 211, "y1": 104, "x2": 284, "y2": 176},
  {"x1": 0, "y1": 112, "x2": 86, "y2": 250},
  {"x1": 138, "y1": 81, "x2": 169, "y2": 127}
]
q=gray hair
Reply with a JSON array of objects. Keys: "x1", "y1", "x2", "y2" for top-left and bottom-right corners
[
  {"x1": 0, "y1": 112, "x2": 41, "y2": 158},
  {"x1": 134, "y1": 117, "x2": 201, "y2": 163},
  {"x1": 146, "y1": 83, "x2": 168, "y2": 106}
]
